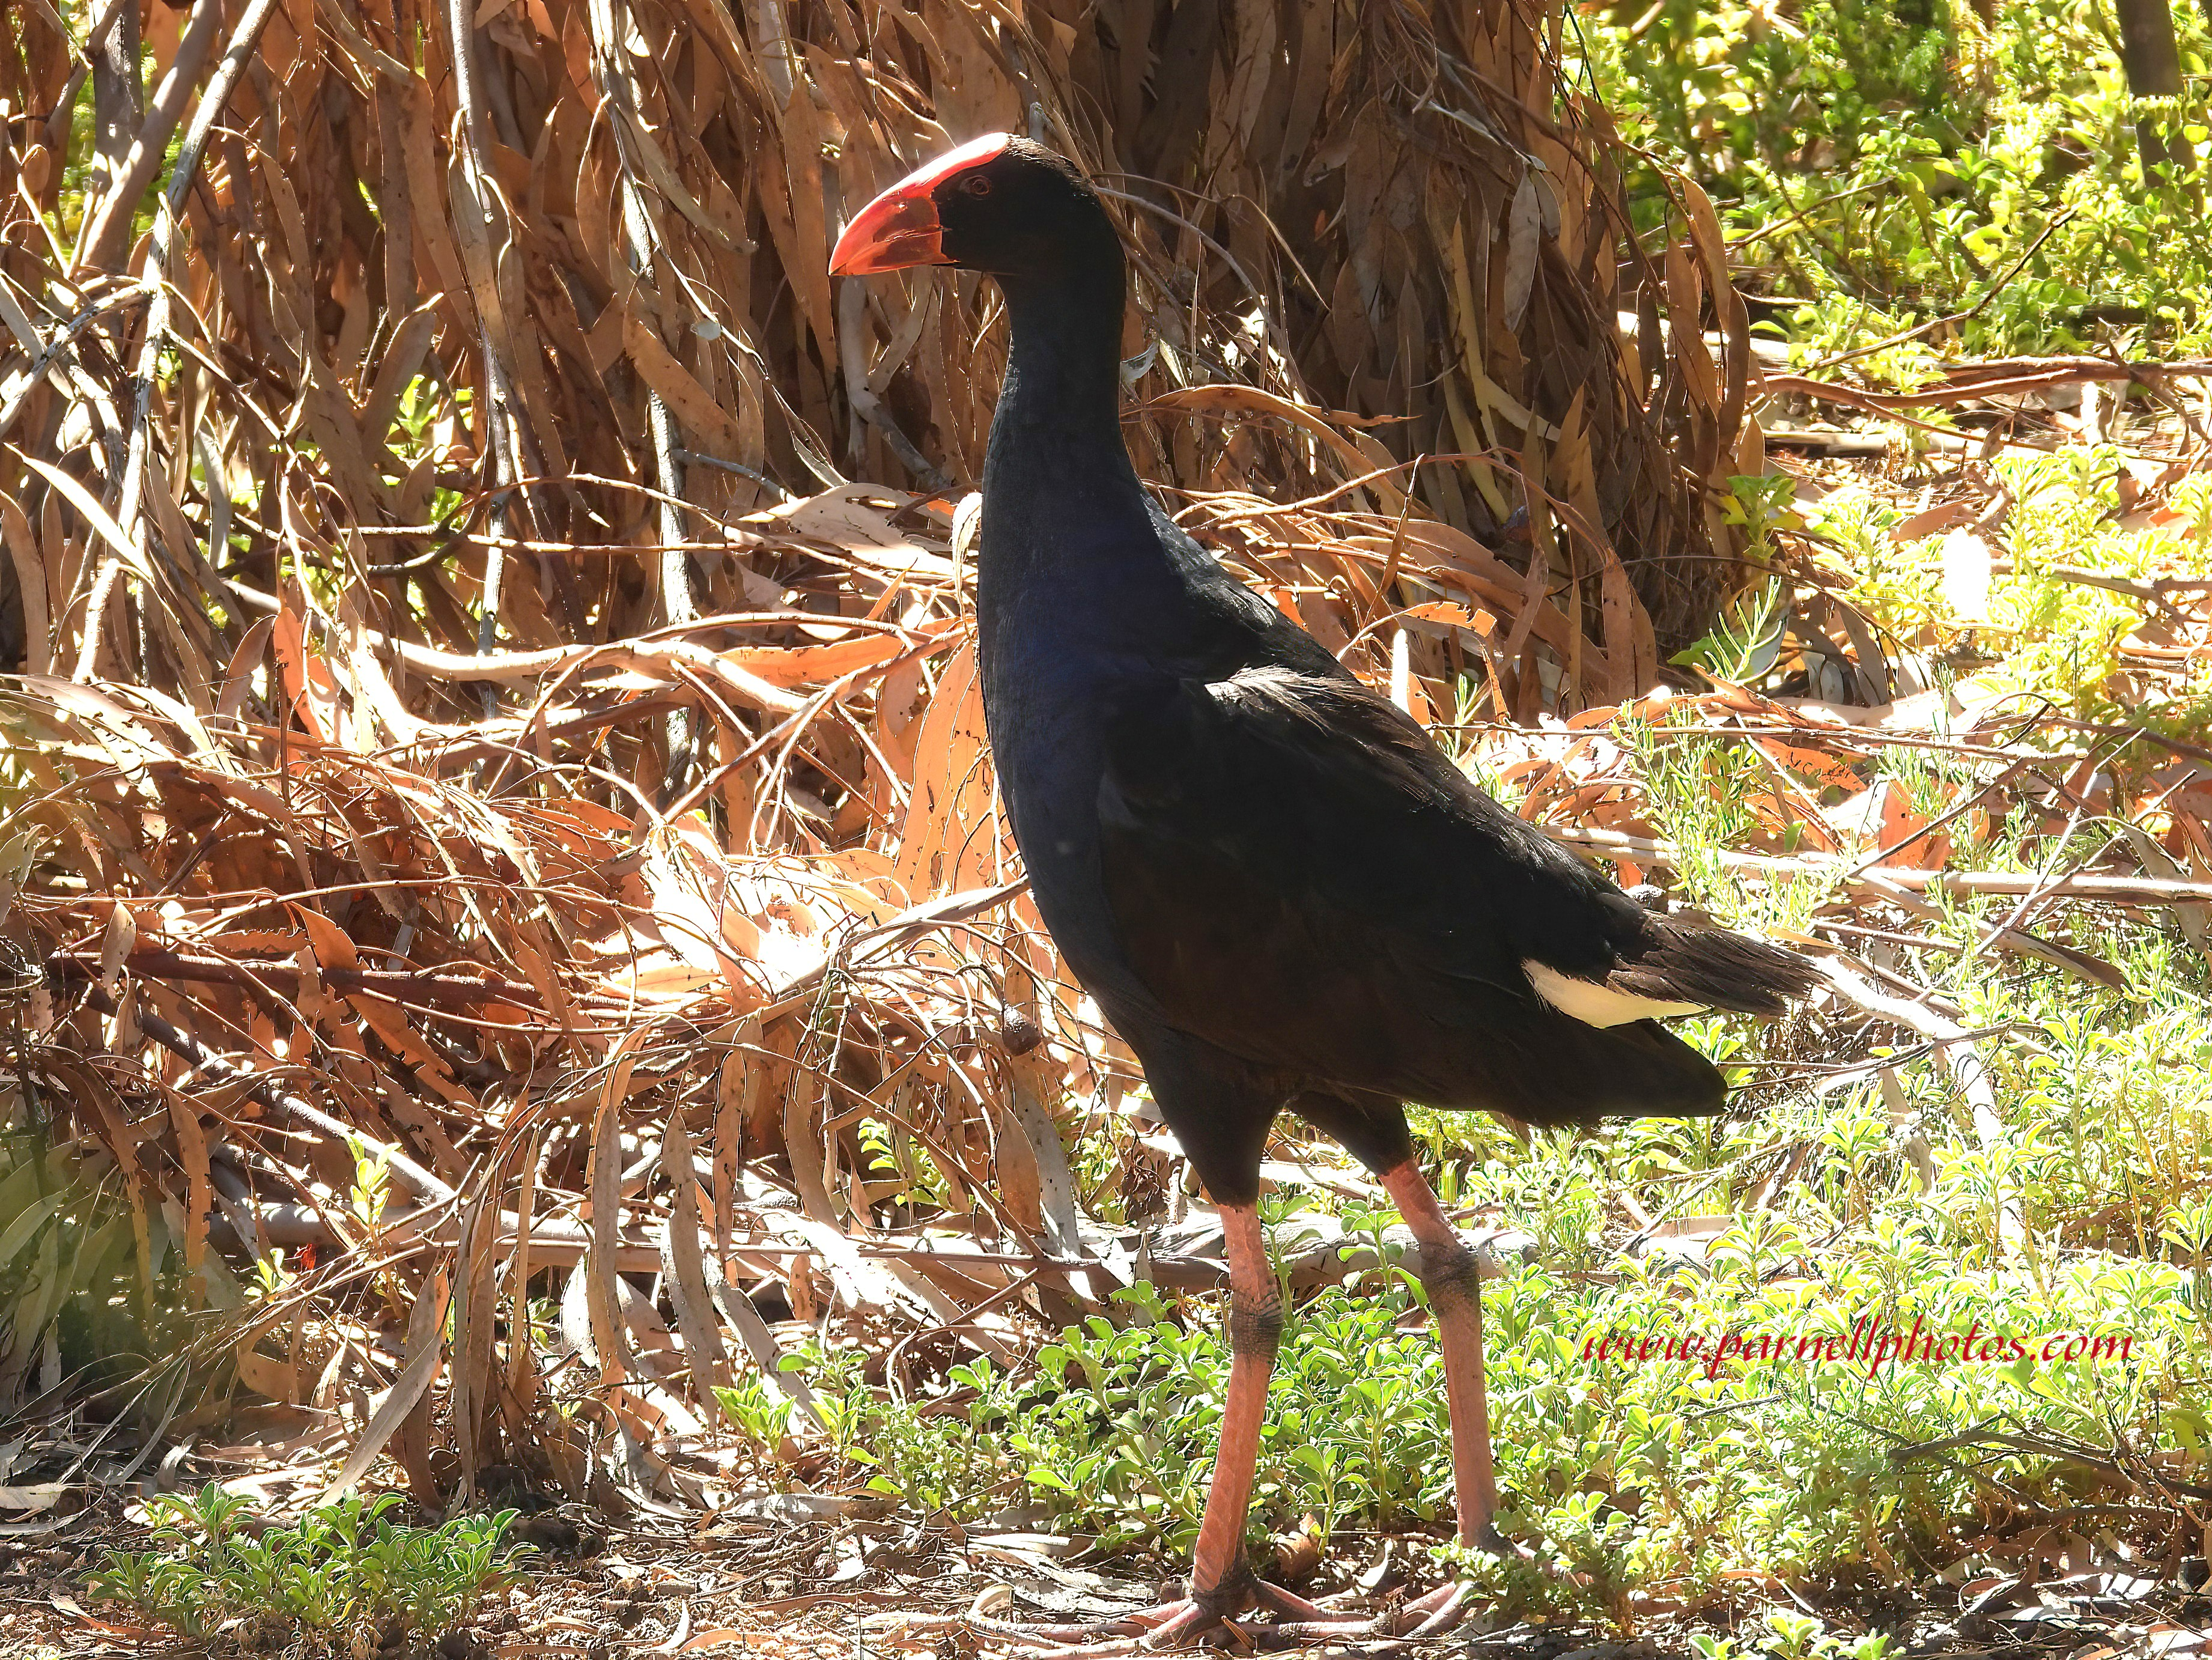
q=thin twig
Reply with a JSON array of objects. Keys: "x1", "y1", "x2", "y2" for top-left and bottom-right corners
[{"x1": 74, "y1": 981, "x2": 456, "y2": 1204}]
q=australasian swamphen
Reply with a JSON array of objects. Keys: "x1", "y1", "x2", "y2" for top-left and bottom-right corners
[{"x1": 831, "y1": 135, "x2": 1820, "y2": 1646}]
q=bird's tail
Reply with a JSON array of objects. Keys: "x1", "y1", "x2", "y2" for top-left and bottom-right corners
[{"x1": 1608, "y1": 920, "x2": 1822, "y2": 1018}]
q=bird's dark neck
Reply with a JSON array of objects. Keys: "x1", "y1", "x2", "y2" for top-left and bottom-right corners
[
  {"x1": 976, "y1": 235, "x2": 1215, "y2": 700},
  {"x1": 983, "y1": 260, "x2": 1149, "y2": 544}
]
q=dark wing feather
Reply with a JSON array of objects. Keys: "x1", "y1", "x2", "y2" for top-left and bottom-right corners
[{"x1": 1096, "y1": 666, "x2": 1814, "y2": 1123}]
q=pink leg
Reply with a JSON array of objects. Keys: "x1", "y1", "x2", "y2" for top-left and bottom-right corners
[
  {"x1": 1011, "y1": 1204, "x2": 1369, "y2": 1652},
  {"x1": 1186, "y1": 1200, "x2": 1280, "y2": 1609},
  {"x1": 984, "y1": 1170, "x2": 1539, "y2": 1650},
  {"x1": 1380, "y1": 1161, "x2": 1498, "y2": 1549}
]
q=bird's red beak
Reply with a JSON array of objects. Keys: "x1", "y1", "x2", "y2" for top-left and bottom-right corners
[{"x1": 830, "y1": 133, "x2": 1012, "y2": 276}]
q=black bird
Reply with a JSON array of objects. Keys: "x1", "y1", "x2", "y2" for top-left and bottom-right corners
[{"x1": 831, "y1": 135, "x2": 1819, "y2": 1645}]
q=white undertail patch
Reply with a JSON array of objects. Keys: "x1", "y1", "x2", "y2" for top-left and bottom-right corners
[{"x1": 1523, "y1": 959, "x2": 1705, "y2": 1028}]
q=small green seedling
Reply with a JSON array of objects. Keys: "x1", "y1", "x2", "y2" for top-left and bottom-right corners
[{"x1": 84, "y1": 1483, "x2": 532, "y2": 1646}]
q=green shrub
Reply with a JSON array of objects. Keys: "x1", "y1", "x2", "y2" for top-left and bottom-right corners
[
  {"x1": 84, "y1": 1485, "x2": 530, "y2": 1647},
  {"x1": 1579, "y1": 0, "x2": 2212, "y2": 358}
]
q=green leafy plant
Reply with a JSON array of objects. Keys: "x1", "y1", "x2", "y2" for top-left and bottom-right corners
[
  {"x1": 1820, "y1": 448, "x2": 2212, "y2": 742},
  {"x1": 84, "y1": 1485, "x2": 531, "y2": 1647},
  {"x1": 0, "y1": 1126, "x2": 201, "y2": 1406},
  {"x1": 715, "y1": 1370, "x2": 798, "y2": 1453},
  {"x1": 1676, "y1": 579, "x2": 1790, "y2": 685},
  {"x1": 1578, "y1": 0, "x2": 2212, "y2": 359}
]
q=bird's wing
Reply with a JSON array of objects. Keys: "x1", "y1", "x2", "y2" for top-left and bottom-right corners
[{"x1": 1095, "y1": 666, "x2": 1811, "y2": 1119}]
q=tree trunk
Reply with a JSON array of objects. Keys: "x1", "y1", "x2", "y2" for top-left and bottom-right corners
[{"x1": 2116, "y1": 0, "x2": 2192, "y2": 174}]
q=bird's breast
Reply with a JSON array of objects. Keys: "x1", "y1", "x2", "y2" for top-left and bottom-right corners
[
  {"x1": 975, "y1": 615, "x2": 1165, "y2": 999},
  {"x1": 979, "y1": 647, "x2": 1110, "y2": 874}
]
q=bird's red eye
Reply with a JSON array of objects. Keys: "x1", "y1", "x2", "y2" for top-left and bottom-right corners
[{"x1": 963, "y1": 174, "x2": 992, "y2": 196}]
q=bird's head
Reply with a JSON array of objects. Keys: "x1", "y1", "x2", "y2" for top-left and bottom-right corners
[{"x1": 830, "y1": 134, "x2": 1120, "y2": 284}]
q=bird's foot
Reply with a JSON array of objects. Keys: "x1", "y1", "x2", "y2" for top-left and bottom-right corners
[
  {"x1": 1011, "y1": 1576, "x2": 1369, "y2": 1654},
  {"x1": 971, "y1": 1533, "x2": 1578, "y2": 1653},
  {"x1": 1367, "y1": 1524, "x2": 1586, "y2": 1638}
]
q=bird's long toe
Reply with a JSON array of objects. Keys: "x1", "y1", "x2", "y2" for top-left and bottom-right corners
[
  {"x1": 1010, "y1": 1580, "x2": 1372, "y2": 1655},
  {"x1": 1373, "y1": 1577, "x2": 1477, "y2": 1638},
  {"x1": 1134, "y1": 1599, "x2": 1220, "y2": 1650},
  {"x1": 1362, "y1": 1525, "x2": 1591, "y2": 1639}
]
